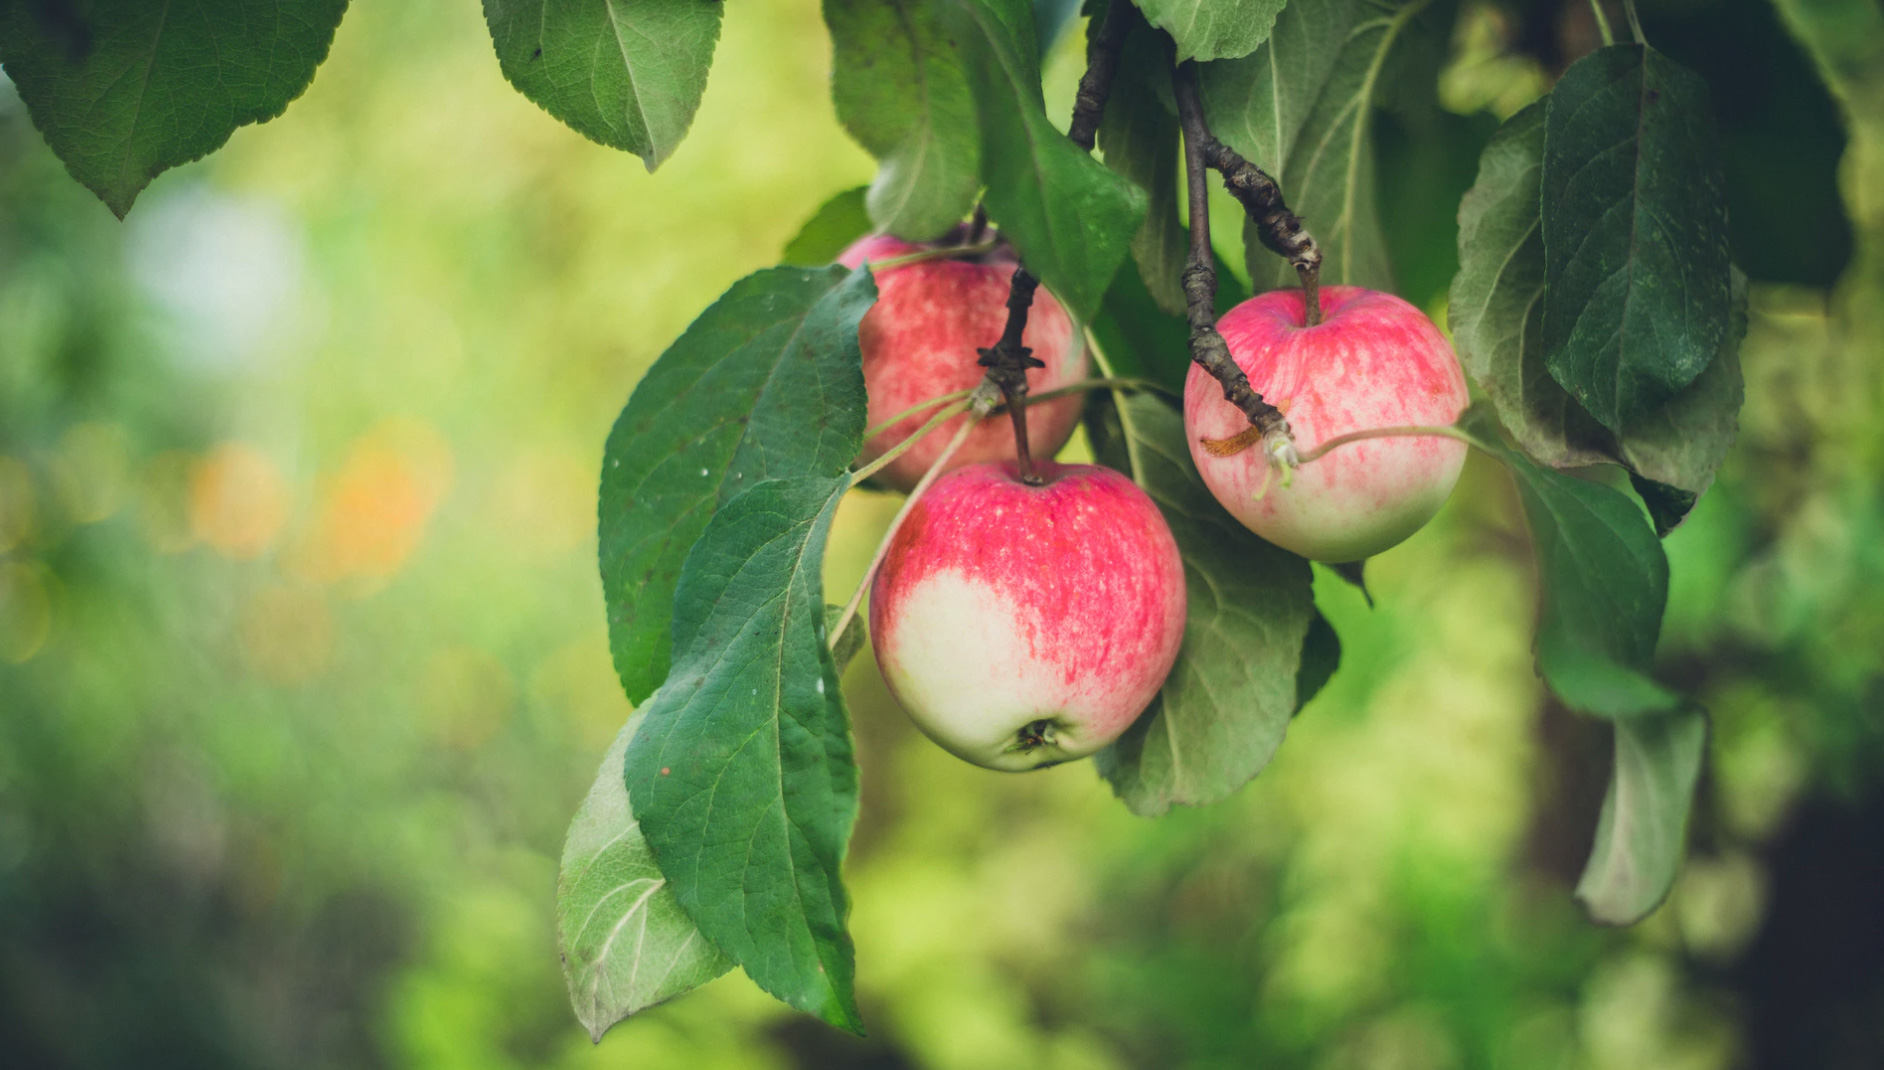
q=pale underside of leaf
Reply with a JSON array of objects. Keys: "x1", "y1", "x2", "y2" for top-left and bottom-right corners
[{"x1": 1576, "y1": 707, "x2": 1708, "y2": 924}]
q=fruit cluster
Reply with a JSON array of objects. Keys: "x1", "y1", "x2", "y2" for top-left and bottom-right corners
[{"x1": 843, "y1": 237, "x2": 1470, "y2": 770}]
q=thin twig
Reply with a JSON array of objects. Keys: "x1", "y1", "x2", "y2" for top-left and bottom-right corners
[
  {"x1": 1171, "y1": 62, "x2": 1324, "y2": 326},
  {"x1": 828, "y1": 414, "x2": 980, "y2": 654},
  {"x1": 1084, "y1": 333, "x2": 1151, "y2": 490},
  {"x1": 1171, "y1": 60, "x2": 1298, "y2": 467},
  {"x1": 869, "y1": 241, "x2": 999, "y2": 273},
  {"x1": 1589, "y1": 0, "x2": 1616, "y2": 46},
  {"x1": 1294, "y1": 424, "x2": 1485, "y2": 465},
  {"x1": 1620, "y1": 0, "x2": 1646, "y2": 44},
  {"x1": 977, "y1": 267, "x2": 1045, "y2": 484},
  {"x1": 865, "y1": 389, "x2": 978, "y2": 442},
  {"x1": 1020, "y1": 375, "x2": 1174, "y2": 407},
  {"x1": 1068, "y1": 0, "x2": 1135, "y2": 152}
]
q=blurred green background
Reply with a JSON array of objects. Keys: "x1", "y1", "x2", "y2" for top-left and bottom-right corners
[{"x1": 2, "y1": 0, "x2": 1881, "y2": 1067}]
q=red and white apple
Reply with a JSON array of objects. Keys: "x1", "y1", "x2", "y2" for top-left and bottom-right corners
[
  {"x1": 840, "y1": 235, "x2": 1086, "y2": 492},
  {"x1": 869, "y1": 460, "x2": 1186, "y2": 771},
  {"x1": 1184, "y1": 286, "x2": 1470, "y2": 563}
]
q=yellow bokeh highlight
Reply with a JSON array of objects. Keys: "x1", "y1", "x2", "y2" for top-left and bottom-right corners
[
  {"x1": 189, "y1": 443, "x2": 290, "y2": 560},
  {"x1": 238, "y1": 582, "x2": 336, "y2": 685},
  {"x1": 0, "y1": 456, "x2": 36, "y2": 553},
  {"x1": 49, "y1": 422, "x2": 132, "y2": 525},
  {"x1": 139, "y1": 451, "x2": 198, "y2": 554},
  {"x1": 0, "y1": 560, "x2": 55, "y2": 664},
  {"x1": 294, "y1": 418, "x2": 453, "y2": 586}
]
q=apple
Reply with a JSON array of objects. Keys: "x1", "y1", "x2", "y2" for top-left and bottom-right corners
[
  {"x1": 1184, "y1": 286, "x2": 1470, "y2": 563},
  {"x1": 839, "y1": 235, "x2": 1087, "y2": 492},
  {"x1": 869, "y1": 460, "x2": 1186, "y2": 771}
]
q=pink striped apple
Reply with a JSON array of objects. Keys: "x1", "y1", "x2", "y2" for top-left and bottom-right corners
[
  {"x1": 869, "y1": 460, "x2": 1186, "y2": 771},
  {"x1": 839, "y1": 235, "x2": 1086, "y2": 492},
  {"x1": 1184, "y1": 286, "x2": 1470, "y2": 563}
]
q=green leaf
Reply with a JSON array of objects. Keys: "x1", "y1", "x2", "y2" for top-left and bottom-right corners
[
  {"x1": 1451, "y1": 99, "x2": 1615, "y2": 470},
  {"x1": 624, "y1": 476, "x2": 862, "y2": 1032},
  {"x1": 1098, "y1": 22, "x2": 1187, "y2": 315},
  {"x1": 599, "y1": 267, "x2": 874, "y2": 705},
  {"x1": 1090, "y1": 394, "x2": 1315, "y2": 815},
  {"x1": 783, "y1": 187, "x2": 874, "y2": 266},
  {"x1": 483, "y1": 0, "x2": 722, "y2": 171},
  {"x1": 937, "y1": 0, "x2": 1148, "y2": 321},
  {"x1": 1199, "y1": 0, "x2": 1365, "y2": 172},
  {"x1": 558, "y1": 702, "x2": 732, "y2": 1042},
  {"x1": 1470, "y1": 410, "x2": 1678, "y2": 718},
  {"x1": 1453, "y1": 104, "x2": 1747, "y2": 533},
  {"x1": 1576, "y1": 706, "x2": 1708, "y2": 925},
  {"x1": 1540, "y1": 44, "x2": 1734, "y2": 431},
  {"x1": 0, "y1": 0, "x2": 349, "y2": 217},
  {"x1": 1239, "y1": 0, "x2": 1429, "y2": 291},
  {"x1": 826, "y1": 603, "x2": 866, "y2": 675},
  {"x1": 1137, "y1": 0, "x2": 1287, "y2": 62},
  {"x1": 826, "y1": 0, "x2": 981, "y2": 240},
  {"x1": 1295, "y1": 610, "x2": 1341, "y2": 713}
]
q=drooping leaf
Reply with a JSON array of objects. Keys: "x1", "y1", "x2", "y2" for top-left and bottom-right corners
[
  {"x1": 1090, "y1": 394, "x2": 1315, "y2": 815},
  {"x1": 1576, "y1": 706, "x2": 1708, "y2": 925},
  {"x1": 1453, "y1": 105, "x2": 1747, "y2": 532},
  {"x1": 1137, "y1": 0, "x2": 1288, "y2": 62},
  {"x1": 483, "y1": 0, "x2": 722, "y2": 171},
  {"x1": 783, "y1": 187, "x2": 874, "y2": 265},
  {"x1": 558, "y1": 702, "x2": 732, "y2": 1042},
  {"x1": 826, "y1": 0, "x2": 981, "y2": 240},
  {"x1": 599, "y1": 267, "x2": 873, "y2": 705},
  {"x1": 936, "y1": 0, "x2": 1147, "y2": 321},
  {"x1": 1540, "y1": 44, "x2": 1733, "y2": 430},
  {"x1": 1295, "y1": 610, "x2": 1341, "y2": 713},
  {"x1": 1098, "y1": 21, "x2": 1187, "y2": 315},
  {"x1": 0, "y1": 0, "x2": 349, "y2": 217},
  {"x1": 1199, "y1": 0, "x2": 1365, "y2": 172},
  {"x1": 624, "y1": 475, "x2": 862, "y2": 1032},
  {"x1": 1239, "y1": 0, "x2": 1430, "y2": 291},
  {"x1": 1469, "y1": 410, "x2": 1678, "y2": 718}
]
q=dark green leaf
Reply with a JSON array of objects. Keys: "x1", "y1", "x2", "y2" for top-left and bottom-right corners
[
  {"x1": 558, "y1": 702, "x2": 732, "y2": 1042},
  {"x1": 1576, "y1": 706, "x2": 1708, "y2": 925},
  {"x1": 1614, "y1": 269, "x2": 1747, "y2": 533},
  {"x1": 936, "y1": 0, "x2": 1147, "y2": 321},
  {"x1": 1138, "y1": 0, "x2": 1288, "y2": 62},
  {"x1": 826, "y1": 0, "x2": 981, "y2": 240},
  {"x1": 1098, "y1": 22, "x2": 1187, "y2": 315},
  {"x1": 1469, "y1": 410, "x2": 1678, "y2": 718},
  {"x1": 1199, "y1": 0, "x2": 1364, "y2": 172},
  {"x1": 1452, "y1": 99, "x2": 1615, "y2": 470},
  {"x1": 599, "y1": 267, "x2": 873, "y2": 705},
  {"x1": 624, "y1": 476, "x2": 862, "y2": 1032},
  {"x1": 1295, "y1": 610, "x2": 1341, "y2": 713},
  {"x1": 783, "y1": 187, "x2": 874, "y2": 265},
  {"x1": 483, "y1": 0, "x2": 721, "y2": 170},
  {"x1": 1328, "y1": 560, "x2": 1371, "y2": 607},
  {"x1": 0, "y1": 0, "x2": 349, "y2": 217},
  {"x1": 1541, "y1": 44, "x2": 1733, "y2": 430},
  {"x1": 1453, "y1": 105, "x2": 1746, "y2": 532},
  {"x1": 1091, "y1": 394, "x2": 1315, "y2": 815},
  {"x1": 1236, "y1": 0, "x2": 1429, "y2": 291},
  {"x1": 1033, "y1": 0, "x2": 1084, "y2": 54}
]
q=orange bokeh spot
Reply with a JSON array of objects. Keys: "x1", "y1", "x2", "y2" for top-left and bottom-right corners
[
  {"x1": 190, "y1": 444, "x2": 289, "y2": 560},
  {"x1": 293, "y1": 418, "x2": 453, "y2": 586}
]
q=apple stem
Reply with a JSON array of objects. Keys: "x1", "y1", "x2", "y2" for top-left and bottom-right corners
[
  {"x1": 850, "y1": 398, "x2": 976, "y2": 486},
  {"x1": 977, "y1": 267, "x2": 1047, "y2": 486},
  {"x1": 1171, "y1": 60, "x2": 1301, "y2": 466},
  {"x1": 828, "y1": 414, "x2": 982, "y2": 656}
]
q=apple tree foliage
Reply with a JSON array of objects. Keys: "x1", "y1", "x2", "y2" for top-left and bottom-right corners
[{"x1": 0, "y1": 0, "x2": 1750, "y2": 1039}]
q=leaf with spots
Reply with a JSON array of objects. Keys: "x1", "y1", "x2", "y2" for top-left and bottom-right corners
[
  {"x1": 624, "y1": 475, "x2": 863, "y2": 1032},
  {"x1": 599, "y1": 266, "x2": 874, "y2": 705},
  {"x1": 483, "y1": 0, "x2": 722, "y2": 170},
  {"x1": 557, "y1": 700, "x2": 731, "y2": 1042},
  {"x1": 0, "y1": 0, "x2": 350, "y2": 217},
  {"x1": 1089, "y1": 393, "x2": 1316, "y2": 815}
]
